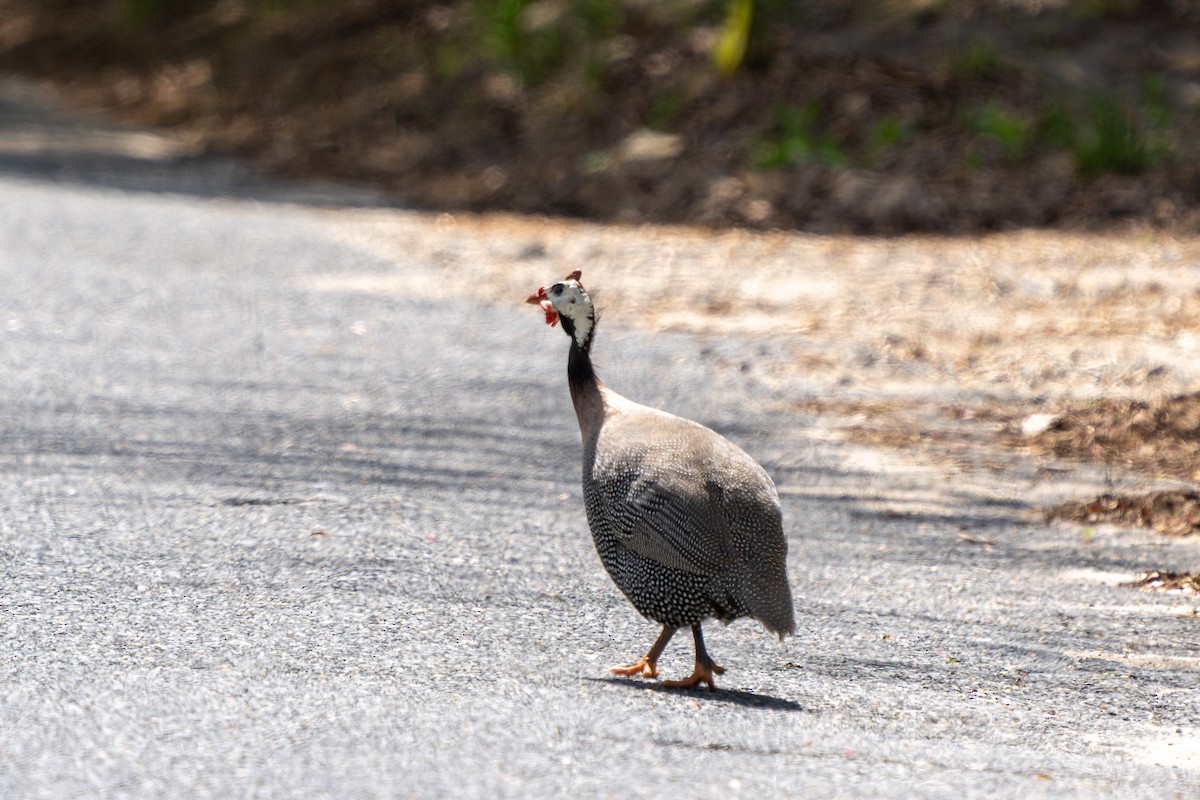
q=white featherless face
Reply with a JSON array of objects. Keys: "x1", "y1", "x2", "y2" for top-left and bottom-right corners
[{"x1": 547, "y1": 279, "x2": 594, "y2": 346}]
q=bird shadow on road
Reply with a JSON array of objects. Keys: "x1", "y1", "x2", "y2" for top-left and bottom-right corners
[{"x1": 586, "y1": 677, "x2": 804, "y2": 711}]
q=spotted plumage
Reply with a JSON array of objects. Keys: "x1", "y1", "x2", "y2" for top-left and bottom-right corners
[{"x1": 527, "y1": 271, "x2": 795, "y2": 690}]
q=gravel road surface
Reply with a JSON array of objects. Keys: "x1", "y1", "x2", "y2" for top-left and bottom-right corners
[{"x1": 2, "y1": 78, "x2": 1199, "y2": 799}]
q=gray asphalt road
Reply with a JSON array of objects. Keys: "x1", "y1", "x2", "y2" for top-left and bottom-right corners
[{"x1": 1, "y1": 80, "x2": 1199, "y2": 799}]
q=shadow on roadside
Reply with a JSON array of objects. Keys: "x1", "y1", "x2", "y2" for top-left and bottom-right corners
[{"x1": 0, "y1": 77, "x2": 395, "y2": 208}]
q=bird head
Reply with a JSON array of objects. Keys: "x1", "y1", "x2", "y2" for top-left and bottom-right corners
[{"x1": 526, "y1": 270, "x2": 594, "y2": 348}]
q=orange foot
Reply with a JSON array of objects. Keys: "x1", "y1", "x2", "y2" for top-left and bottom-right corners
[
  {"x1": 609, "y1": 657, "x2": 659, "y2": 679},
  {"x1": 662, "y1": 659, "x2": 725, "y2": 691}
]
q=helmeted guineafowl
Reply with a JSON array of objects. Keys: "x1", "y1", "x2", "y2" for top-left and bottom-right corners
[{"x1": 527, "y1": 270, "x2": 795, "y2": 690}]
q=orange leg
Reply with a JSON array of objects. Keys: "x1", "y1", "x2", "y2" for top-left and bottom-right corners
[
  {"x1": 610, "y1": 625, "x2": 676, "y2": 679},
  {"x1": 661, "y1": 624, "x2": 725, "y2": 691}
]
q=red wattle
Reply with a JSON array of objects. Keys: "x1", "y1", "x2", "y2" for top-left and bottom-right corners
[{"x1": 539, "y1": 299, "x2": 559, "y2": 327}]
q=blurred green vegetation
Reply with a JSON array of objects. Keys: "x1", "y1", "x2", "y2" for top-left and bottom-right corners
[
  {"x1": 121, "y1": 0, "x2": 213, "y2": 25},
  {"x1": 949, "y1": 36, "x2": 1009, "y2": 83},
  {"x1": 863, "y1": 116, "x2": 914, "y2": 167},
  {"x1": 473, "y1": 0, "x2": 624, "y2": 86},
  {"x1": 753, "y1": 101, "x2": 847, "y2": 169},
  {"x1": 967, "y1": 102, "x2": 1033, "y2": 163}
]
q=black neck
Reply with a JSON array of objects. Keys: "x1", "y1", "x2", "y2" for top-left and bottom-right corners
[
  {"x1": 562, "y1": 316, "x2": 598, "y2": 397},
  {"x1": 567, "y1": 338, "x2": 596, "y2": 394}
]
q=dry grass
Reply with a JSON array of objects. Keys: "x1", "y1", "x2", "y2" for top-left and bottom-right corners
[
  {"x1": 1044, "y1": 491, "x2": 1200, "y2": 536},
  {"x1": 1021, "y1": 393, "x2": 1200, "y2": 482},
  {"x1": 1125, "y1": 570, "x2": 1200, "y2": 593}
]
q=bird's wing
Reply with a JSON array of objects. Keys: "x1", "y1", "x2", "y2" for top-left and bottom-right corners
[
  {"x1": 617, "y1": 467, "x2": 736, "y2": 576},
  {"x1": 590, "y1": 420, "x2": 739, "y2": 576}
]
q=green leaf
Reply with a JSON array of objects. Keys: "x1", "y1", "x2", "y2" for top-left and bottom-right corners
[{"x1": 713, "y1": 0, "x2": 753, "y2": 76}]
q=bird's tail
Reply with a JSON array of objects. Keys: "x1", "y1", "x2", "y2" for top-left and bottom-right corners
[{"x1": 727, "y1": 561, "x2": 796, "y2": 638}]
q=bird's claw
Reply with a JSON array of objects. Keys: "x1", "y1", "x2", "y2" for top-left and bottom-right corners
[
  {"x1": 609, "y1": 657, "x2": 659, "y2": 679},
  {"x1": 662, "y1": 660, "x2": 725, "y2": 691}
]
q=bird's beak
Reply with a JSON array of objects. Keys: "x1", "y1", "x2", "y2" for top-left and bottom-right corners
[{"x1": 526, "y1": 286, "x2": 559, "y2": 327}]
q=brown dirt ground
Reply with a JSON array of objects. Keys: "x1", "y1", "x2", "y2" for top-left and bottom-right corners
[{"x1": 3, "y1": 1, "x2": 1200, "y2": 234}]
